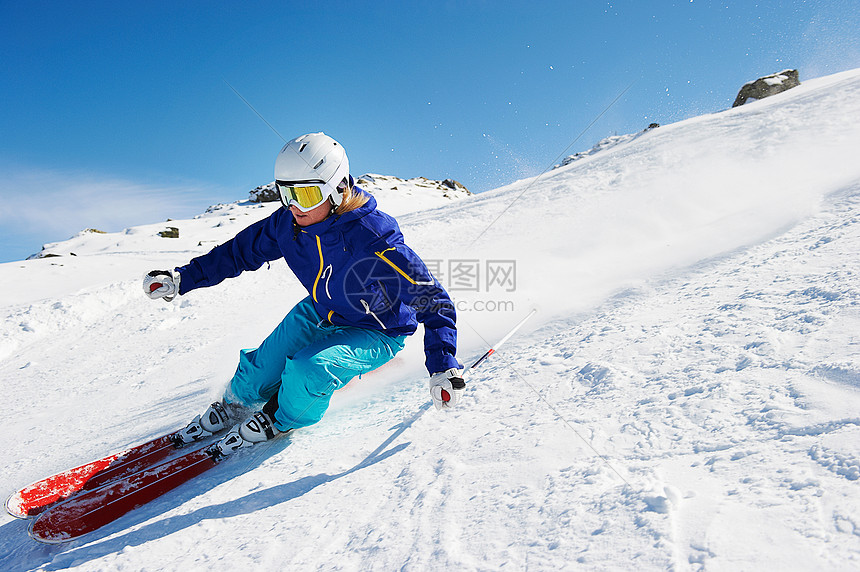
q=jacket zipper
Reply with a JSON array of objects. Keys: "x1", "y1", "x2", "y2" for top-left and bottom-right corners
[{"x1": 361, "y1": 299, "x2": 387, "y2": 329}]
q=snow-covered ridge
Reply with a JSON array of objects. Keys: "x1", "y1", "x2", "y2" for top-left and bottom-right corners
[
  {"x1": 26, "y1": 174, "x2": 472, "y2": 261},
  {"x1": 250, "y1": 174, "x2": 471, "y2": 207},
  {"x1": 354, "y1": 173, "x2": 471, "y2": 208},
  {"x1": 553, "y1": 123, "x2": 660, "y2": 169}
]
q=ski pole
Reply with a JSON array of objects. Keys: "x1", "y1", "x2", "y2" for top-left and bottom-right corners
[{"x1": 465, "y1": 308, "x2": 537, "y2": 376}]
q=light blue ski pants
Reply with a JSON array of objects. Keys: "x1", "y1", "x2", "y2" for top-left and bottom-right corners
[{"x1": 227, "y1": 296, "x2": 406, "y2": 431}]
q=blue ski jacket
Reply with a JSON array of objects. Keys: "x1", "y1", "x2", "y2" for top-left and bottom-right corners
[{"x1": 175, "y1": 190, "x2": 459, "y2": 375}]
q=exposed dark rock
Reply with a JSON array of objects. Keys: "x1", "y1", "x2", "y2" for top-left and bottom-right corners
[
  {"x1": 249, "y1": 183, "x2": 279, "y2": 203},
  {"x1": 733, "y1": 69, "x2": 800, "y2": 107}
]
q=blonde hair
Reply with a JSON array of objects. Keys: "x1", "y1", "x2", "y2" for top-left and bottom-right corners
[{"x1": 334, "y1": 181, "x2": 370, "y2": 215}]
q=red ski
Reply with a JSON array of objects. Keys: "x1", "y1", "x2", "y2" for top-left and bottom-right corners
[
  {"x1": 6, "y1": 433, "x2": 185, "y2": 519},
  {"x1": 29, "y1": 443, "x2": 219, "y2": 544}
]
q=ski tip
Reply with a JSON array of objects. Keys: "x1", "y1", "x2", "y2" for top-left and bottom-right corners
[
  {"x1": 28, "y1": 515, "x2": 83, "y2": 545},
  {"x1": 28, "y1": 526, "x2": 74, "y2": 545},
  {"x1": 5, "y1": 492, "x2": 31, "y2": 520}
]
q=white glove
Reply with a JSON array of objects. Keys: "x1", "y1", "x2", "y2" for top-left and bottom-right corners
[
  {"x1": 429, "y1": 367, "x2": 466, "y2": 410},
  {"x1": 143, "y1": 270, "x2": 179, "y2": 302}
]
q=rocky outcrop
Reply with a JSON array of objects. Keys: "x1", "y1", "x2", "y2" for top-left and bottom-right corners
[
  {"x1": 732, "y1": 69, "x2": 800, "y2": 107},
  {"x1": 249, "y1": 183, "x2": 278, "y2": 203}
]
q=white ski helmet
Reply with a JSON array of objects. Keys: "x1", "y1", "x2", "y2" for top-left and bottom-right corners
[{"x1": 274, "y1": 132, "x2": 350, "y2": 211}]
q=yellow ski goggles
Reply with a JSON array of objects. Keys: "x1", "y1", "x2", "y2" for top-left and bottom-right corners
[{"x1": 276, "y1": 181, "x2": 329, "y2": 212}]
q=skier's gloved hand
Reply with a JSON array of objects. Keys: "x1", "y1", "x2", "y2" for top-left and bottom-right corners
[
  {"x1": 143, "y1": 270, "x2": 179, "y2": 302},
  {"x1": 429, "y1": 367, "x2": 466, "y2": 410}
]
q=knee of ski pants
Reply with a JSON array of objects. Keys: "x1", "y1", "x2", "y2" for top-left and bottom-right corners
[
  {"x1": 227, "y1": 347, "x2": 282, "y2": 406},
  {"x1": 271, "y1": 329, "x2": 406, "y2": 431},
  {"x1": 226, "y1": 297, "x2": 327, "y2": 407}
]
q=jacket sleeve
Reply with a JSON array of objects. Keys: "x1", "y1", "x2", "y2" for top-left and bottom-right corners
[
  {"x1": 372, "y1": 242, "x2": 460, "y2": 375},
  {"x1": 175, "y1": 210, "x2": 285, "y2": 294}
]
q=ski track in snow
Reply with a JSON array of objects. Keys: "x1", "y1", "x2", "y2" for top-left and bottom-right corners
[{"x1": 1, "y1": 69, "x2": 860, "y2": 570}]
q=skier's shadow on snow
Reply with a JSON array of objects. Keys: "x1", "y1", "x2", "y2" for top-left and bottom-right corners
[{"x1": 36, "y1": 401, "x2": 433, "y2": 570}]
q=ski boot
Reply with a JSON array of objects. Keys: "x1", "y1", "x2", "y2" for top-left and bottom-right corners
[
  {"x1": 207, "y1": 411, "x2": 279, "y2": 460},
  {"x1": 172, "y1": 401, "x2": 249, "y2": 447}
]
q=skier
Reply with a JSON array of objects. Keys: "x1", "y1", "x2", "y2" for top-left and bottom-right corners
[{"x1": 143, "y1": 132, "x2": 464, "y2": 456}]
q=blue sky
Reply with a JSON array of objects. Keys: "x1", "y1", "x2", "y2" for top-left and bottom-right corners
[{"x1": 2, "y1": 0, "x2": 859, "y2": 263}]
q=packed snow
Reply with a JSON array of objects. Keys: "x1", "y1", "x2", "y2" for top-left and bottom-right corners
[{"x1": 1, "y1": 68, "x2": 860, "y2": 571}]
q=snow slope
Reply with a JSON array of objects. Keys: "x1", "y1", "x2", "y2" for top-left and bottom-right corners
[{"x1": 1, "y1": 68, "x2": 860, "y2": 571}]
